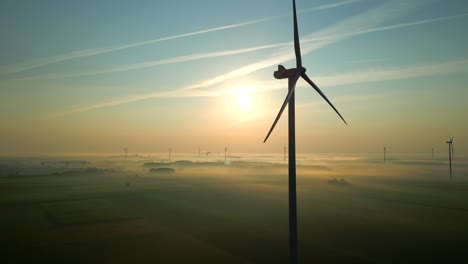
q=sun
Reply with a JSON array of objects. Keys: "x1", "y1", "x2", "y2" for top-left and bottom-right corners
[
  {"x1": 223, "y1": 85, "x2": 265, "y2": 124},
  {"x1": 231, "y1": 86, "x2": 253, "y2": 111},
  {"x1": 236, "y1": 91, "x2": 251, "y2": 110}
]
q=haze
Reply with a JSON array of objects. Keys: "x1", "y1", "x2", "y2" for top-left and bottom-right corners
[{"x1": 1, "y1": 0, "x2": 467, "y2": 155}]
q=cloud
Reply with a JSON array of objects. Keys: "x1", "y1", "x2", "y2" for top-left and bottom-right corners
[
  {"x1": 47, "y1": 0, "x2": 466, "y2": 118},
  {"x1": 259, "y1": 59, "x2": 468, "y2": 96},
  {"x1": 0, "y1": 20, "x2": 269, "y2": 76},
  {"x1": 300, "y1": 0, "x2": 362, "y2": 13},
  {"x1": 45, "y1": 58, "x2": 468, "y2": 121},
  {"x1": 0, "y1": 0, "x2": 360, "y2": 76},
  {"x1": 179, "y1": 13, "x2": 465, "y2": 93},
  {"x1": 311, "y1": 59, "x2": 468, "y2": 87},
  {"x1": 18, "y1": 12, "x2": 465, "y2": 81},
  {"x1": 248, "y1": 59, "x2": 468, "y2": 93},
  {"x1": 17, "y1": 42, "x2": 294, "y2": 80}
]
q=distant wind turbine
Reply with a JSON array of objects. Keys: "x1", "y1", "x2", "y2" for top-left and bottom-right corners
[
  {"x1": 262, "y1": 1, "x2": 347, "y2": 263},
  {"x1": 224, "y1": 147, "x2": 228, "y2": 162},
  {"x1": 284, "y1": 144, "x2": 287, "y2": 161},
  {"x1": 168, "y1": 147, "x2": 172, "y2": 161},
  {"x1": 384, "y1": 145, "x2": 387, "y2": 162},
  {"x1": 122, "y1": 147, "x2": 128, "y2": 161},
  {"x1": 446, "y1": 137, "x2": 454, "y2": 179}
]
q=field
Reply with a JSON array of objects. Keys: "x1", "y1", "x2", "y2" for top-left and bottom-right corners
[{"x1": 1, "y1": 154, "x2": 468, "y2": 263}]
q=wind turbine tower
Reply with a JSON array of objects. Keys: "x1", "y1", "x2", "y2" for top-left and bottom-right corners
[
  {"x1": 447, "y1": 137, "x2": 454, "y2": 179},
  {"x1": 384, "y1": 145, "x2": 387, "y2": 162},
  {"x1": 122, "y1": 147, "x2": 128, "y2": 161},
  {"x1": 284, "y1": 144, "x2": 287, "y2": 161},
  {"x1": 262, "y1": 0, "x2": 347, "y2": 262},
  {"x1": 224, "y1": 147, "x2": 228, "y2": 162},
  {"x1": 168, "y1": 147, "x2": 172, "y2": 161}
]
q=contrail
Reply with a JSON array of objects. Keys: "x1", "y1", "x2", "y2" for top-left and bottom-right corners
[
  {"x1": 17, "y1": 42, "x2": 294, "y2": 80},
  {"x1": 207, "y1": 59, "x2": 468, "y2": 96},
  {"x1": 48, "y1": 1, "x2": 463, "y2": 118},
  {"x1": 45, "y1": 58, "x2": 468, "y2": 120},
  {"x1": 0, "y1": 20, "x2": 268, "y2": 75},
  {"x1": 300, "y1": 0, "x2": 361, "y2": 13},
  {"x1": 23, "y1": 12, "x2": 464, "y2": 81},
  {"x1": 179, "y1": 14, "x2": 464, "y2": 92},
  {"x1": 311, "y1": 59, "x2": 468, "y2": 87},
  {"x1": 0, "y1": 0, "x2": 360, "y2": 76}
]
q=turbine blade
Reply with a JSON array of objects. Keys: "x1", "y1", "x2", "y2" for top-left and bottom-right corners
[
  {"x1": 301, "y1": 73, "x2": 347, "y2": 125},
  {"x1": 292, "y1": 0, "x2": 302, "y2": 68},
  {"x1": 264, "y1": 71, "x2": 301, "y2": 143}
]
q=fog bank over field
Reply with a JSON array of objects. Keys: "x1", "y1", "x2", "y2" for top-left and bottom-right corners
[
  {"x1": 1, "y1": 153, "x2": 468, "y2": 263},
  {"x1": 4, "y1": 152, "x2": 466, "y2": 180}
]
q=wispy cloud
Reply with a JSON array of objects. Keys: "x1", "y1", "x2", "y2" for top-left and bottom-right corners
[
  {"x1": 224, "y1": 59, "x2": 468, "y2": 95},
  {"x1": 17, "y1": 42, "x2": 294, "y2": 80},
  {"x1": 347, "y1": 58, "x2": 393, "y2": 64},
  {"x1": 0, "y1": 0, "x2": 360, "y2": 76},
  {"x1": 311, "y1": 59, "x2": 468, "y2": 88},
  {"x1": 45, "y1": 58, "x2": 468, "y2": 120},
  {"x1": 47, "y1": 0, "x2": 466, "y2": 119},
  {"x1": 178, "y1": 13, "x2": 465, "y2": 93},
  {"x1": 19, "y1": 12, "x2": 465, "y2": 81},
  {"x1": 243, "y1": 59, "x2": 468, "y2": 92},
  {"x1": 300, "y1": 0, "x2": 362, "y2": 13},
  {"x1": 296, "y1": 93, "x2": 389, "y2": 110},
  {"x1": 0, "y1": 21, "x2": 271, "y2": 76}
]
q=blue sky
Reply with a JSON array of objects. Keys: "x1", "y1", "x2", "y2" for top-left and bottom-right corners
[{"x1": 0, "y1": 0, "x2": 467, "y2": 155}]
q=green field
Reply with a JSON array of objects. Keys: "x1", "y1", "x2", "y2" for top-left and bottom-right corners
[{"x1": 1, "y1": 157, "x2": 468, "y2": 263}]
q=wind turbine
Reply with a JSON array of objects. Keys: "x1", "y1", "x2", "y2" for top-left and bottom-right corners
[
  {"x1": 168, "y1": 147, "x2": 172, "y2": 161},
  {"x1": 224, "y1": 146, "x2": 228, "y2": 162},
  {"x1": 446, "y1": 137, "x2": 454, "y2": 179},
  {"x1": 262, "y1": 1, "x2": 347, "y2": 263},
  {"x1": 284, "y1": 144, "x2": 287, "y2": 161},
  {"x1": 122, "y1": 147, "x2": 128, "y2": 161},
  {"x1": 384, "y1": 145, "x2": 387, "y2": 162}
]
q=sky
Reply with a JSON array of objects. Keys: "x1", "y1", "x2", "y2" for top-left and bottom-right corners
[{"x1": 0, "y1": 0, "x2": 467, "y2": 156}]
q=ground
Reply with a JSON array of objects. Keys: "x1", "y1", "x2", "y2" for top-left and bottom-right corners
[{"x1": 1, "y1": 155, "x2": 467, "y2": 263}]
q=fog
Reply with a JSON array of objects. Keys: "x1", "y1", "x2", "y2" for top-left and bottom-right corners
[{"x1": 1, "y1": 154, "x2": 468, "y2": 263}]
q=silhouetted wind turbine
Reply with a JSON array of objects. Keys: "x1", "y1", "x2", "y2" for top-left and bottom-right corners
[
  {"x1": 262, "y1": 0, "x2": 347, "y2": 262},
  {"x1": 168, "y1": 147, "x2": 172, "y2": 161},
  {"x1": 447, "y1": 137, "x2": 454, "y2": 179},
  {"x1": 224, "y1": 147, "x2": 228, "y2": 162},
  {"x1": 384, "y1": 145, "x2": 387, "y2": 162},
  {"x1": 284, "y1": 144, "x2": 287, "y2": 161},
  {"x1": 122, "y1": 147, "x2": 128, "y2": 161}
]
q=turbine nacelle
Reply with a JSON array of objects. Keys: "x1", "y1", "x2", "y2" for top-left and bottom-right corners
[{"x1": 274, "y1": 65, "x2": 306, "y2": 79}]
